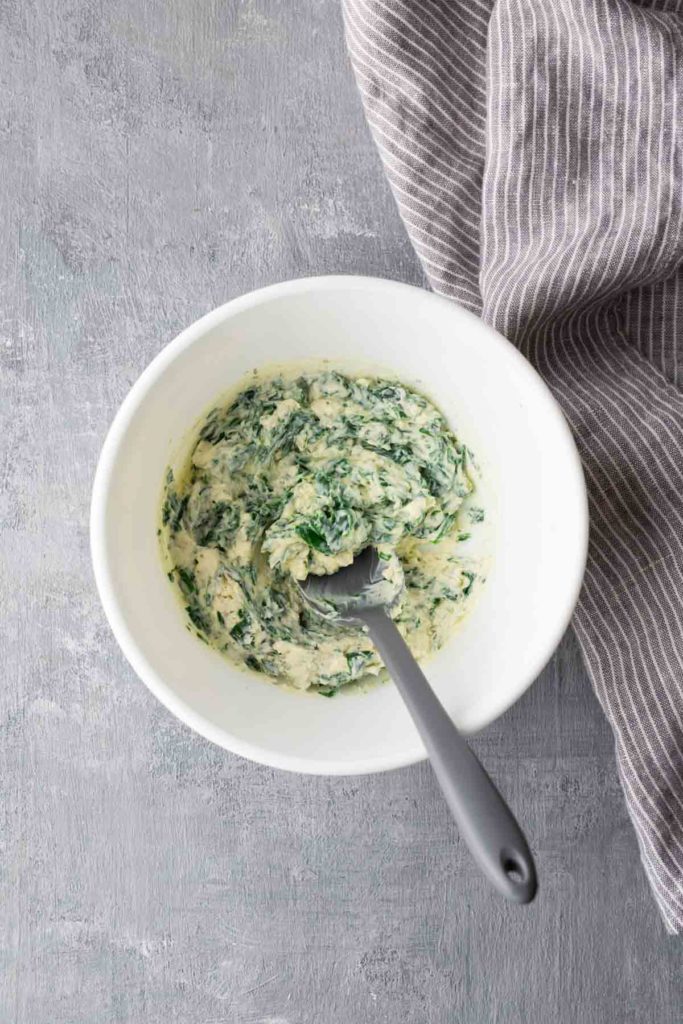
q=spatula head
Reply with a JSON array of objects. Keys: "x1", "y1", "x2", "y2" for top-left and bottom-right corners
[{"x1": 301, "y1": 547, "x2": 403, "y2": 620}]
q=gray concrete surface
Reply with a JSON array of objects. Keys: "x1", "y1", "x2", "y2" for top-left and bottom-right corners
[{"x1": 1, "y1": 1, "x2": 681, "y2": 1022}]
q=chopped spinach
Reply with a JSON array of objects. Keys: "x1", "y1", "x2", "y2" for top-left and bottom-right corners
[
  {"x1": 162, "y1": 490, "x2": 189, "y2": 532},
  {"x1": 192, "y1": 501, "x2": 240, "y2": 548},
  {"x1": 177, "y1": 567, "x2": 197, "y2": 594},
  {"x1": 296, "y1": 523, "x2": 330, "y2": 554},
  {"x1": 186, "y1": 603, "x2": 209, "y2": 634},
  {"x1": 462, "y1": 571, "x2": 476, "y2": 597}
]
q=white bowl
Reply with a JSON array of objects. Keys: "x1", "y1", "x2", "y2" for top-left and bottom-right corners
[{"x1": 91, "y1": 276, "x2": 587, "y2": 775}]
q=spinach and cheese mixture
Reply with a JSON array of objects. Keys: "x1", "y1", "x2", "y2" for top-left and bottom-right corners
[{"x1": 160, "y1": 370, "x2": 485, "y2": 695}]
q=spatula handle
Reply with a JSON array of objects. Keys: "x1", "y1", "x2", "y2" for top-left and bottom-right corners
[{"x1": 360, "y1": 606, "x2": 537, "y2": 904}]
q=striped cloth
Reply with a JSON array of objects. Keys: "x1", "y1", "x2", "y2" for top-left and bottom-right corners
[{"x1": 342, "y1": 0, "x2": 683, "y2": 932}]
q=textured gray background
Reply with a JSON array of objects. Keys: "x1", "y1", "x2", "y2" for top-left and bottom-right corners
[{"x1": 1, "y1": 1, "x2": 681, "y2": 1022}]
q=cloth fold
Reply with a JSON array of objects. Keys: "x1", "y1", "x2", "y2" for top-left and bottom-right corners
[{"x1": 342, "y1": 0, "x2": 683, "y2": 932}]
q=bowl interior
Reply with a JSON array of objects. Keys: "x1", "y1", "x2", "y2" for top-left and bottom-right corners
[{"x1": 92, "y1": 277, "x2": 587, "y2": 774}]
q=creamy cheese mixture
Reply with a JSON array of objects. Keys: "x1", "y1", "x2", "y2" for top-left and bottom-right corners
[{"x1": 160, "y1": 370, "x2": 485, "y2": 695}]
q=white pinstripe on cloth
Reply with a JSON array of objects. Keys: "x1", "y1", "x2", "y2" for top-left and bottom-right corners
[{"x1": 343, "y1": 0, "x2": 683, "y2": 932}]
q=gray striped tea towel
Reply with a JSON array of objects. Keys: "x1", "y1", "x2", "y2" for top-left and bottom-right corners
[{"x1": 342, "y1": 0, "x2": 683, "y2": 931}]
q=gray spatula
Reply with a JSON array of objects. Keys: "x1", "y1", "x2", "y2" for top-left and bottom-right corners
[{"x1": 302, "y1": 546, "x2": 537, "y2": 904}]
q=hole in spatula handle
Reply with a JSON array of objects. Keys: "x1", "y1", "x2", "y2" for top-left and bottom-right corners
[{"x1": 500, "y1": 848, "x2": 536, "y2": 902}]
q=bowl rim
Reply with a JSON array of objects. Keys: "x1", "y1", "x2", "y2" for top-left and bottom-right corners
[{"x1": 90, "y1": 274, "x2": 589, "y2": 775}]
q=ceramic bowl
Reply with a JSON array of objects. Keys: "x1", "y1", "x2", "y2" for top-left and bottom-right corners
[{"x1": 91, "y1": 276, "x2": 588, "y2": 774}]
